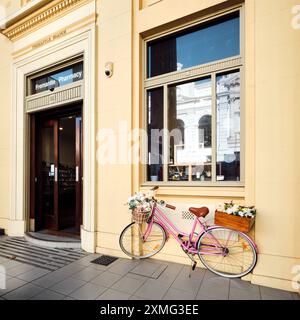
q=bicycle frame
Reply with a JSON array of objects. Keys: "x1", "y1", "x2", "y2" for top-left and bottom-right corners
[{"x1": 144, "y1": 202, "x2": 228, "y2": 256}]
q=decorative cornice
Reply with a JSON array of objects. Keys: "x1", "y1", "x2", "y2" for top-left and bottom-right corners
[{"x1": 2, "y1": 0, "x2": 93, "y2": 41}]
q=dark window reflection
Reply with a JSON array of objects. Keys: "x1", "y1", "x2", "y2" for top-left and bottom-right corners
[
  {"x1": 147, "y1": 12, "x2": 240, "y2": 78},
  {"x1": 216, "y1": 70, "x2": 241, "y2": 181},
  {"x1": 147, "y1": 88, "x2": 164, "y2": 182},
  {"x1": 168, "y1": 78, "x2": 212, "y2": 182}
]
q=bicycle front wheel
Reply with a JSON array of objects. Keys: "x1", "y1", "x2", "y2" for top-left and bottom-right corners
[
  {"x1": 198, "y1": 227, "x2": 257, "y2": 278},
  {"x1": 119, "y1": 222, "x2": 166, "y2": 259}
]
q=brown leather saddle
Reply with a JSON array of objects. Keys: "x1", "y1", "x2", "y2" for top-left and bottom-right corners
[{"x1": 189, "y1": 207, "x2": 209, "y2": 218}]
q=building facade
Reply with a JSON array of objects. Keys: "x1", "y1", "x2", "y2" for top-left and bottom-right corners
[{"x1": 0, "y1": 0, "x2": 299, "y2": 293}]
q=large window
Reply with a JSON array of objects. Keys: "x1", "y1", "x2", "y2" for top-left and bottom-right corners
[
  {"x1": 145, "y1": 10, "x2": 243, "y2": 184},
  {"x1": 147, "y1": 11, "x2": 240, "y2": 78}
]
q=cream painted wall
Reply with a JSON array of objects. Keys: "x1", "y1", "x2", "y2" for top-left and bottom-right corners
[
  {"x1": 251, "y1": 0, "x2": 300, "y2": 291},
  {"x1": 95, "y1": 0, "x2": 133, "y2": 256},
  {"x1": 0, "y1": 33, "x2": 12, "y2": 229}
]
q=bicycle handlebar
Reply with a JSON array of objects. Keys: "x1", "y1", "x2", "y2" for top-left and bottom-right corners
[
  {"x1": 165, "y1": 204, "x2": 176, "y2": 210},
  {"x1": 150, "y1": 186, "x2": 176, "y2": 210}
]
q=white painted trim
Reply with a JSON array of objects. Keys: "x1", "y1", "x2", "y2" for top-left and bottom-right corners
[{"x1": 10, "y1": 25, "x2": 96, "y2": 252}]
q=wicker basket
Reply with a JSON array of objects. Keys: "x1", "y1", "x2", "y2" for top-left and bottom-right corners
[
  {"x1": 215, "y1": 211, "x2": 255, "y2": 233},
  {"x1": 132, "y1": 208, "x2": 150, "y2": 224}
]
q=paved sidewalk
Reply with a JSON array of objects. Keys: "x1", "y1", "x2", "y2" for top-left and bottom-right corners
[{"x1": 0, "y1": 244, "x2": 299, "y2": 300}]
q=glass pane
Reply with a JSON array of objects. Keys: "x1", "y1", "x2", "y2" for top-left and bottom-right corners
[
  {"x1": 31, "y1": 62, "x2": 83, "y2": 95},
  {"x1": 168, "y1": 78, "x2": 212, "y2": 182},
  {"x1": 147, "y1": 87, "x2": 164, "y2": 182},
  {"x1": 216, "y1": 70, "x2": 241, "y2": 181},
  {"x1": 58, "y1": 116, "x2": 76, "y2": 229},
  {"x1": 41, "y1": 126, "x2": 54, "y2": 216},
  {"x1": 147, "y1": 12, "x2": 240, "y2": 78}
]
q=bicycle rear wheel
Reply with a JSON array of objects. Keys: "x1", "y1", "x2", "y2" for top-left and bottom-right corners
[
  {"x1": 119, "y1": 222, "x2": 166, "y2": 259},
  {"x1": 197, "y1": 227, "x2": 257, "y2": 278}
]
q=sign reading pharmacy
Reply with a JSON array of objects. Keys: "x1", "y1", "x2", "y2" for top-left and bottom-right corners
[{"x1": 31, "y1": 62, "x2": 83, "y2": 94}]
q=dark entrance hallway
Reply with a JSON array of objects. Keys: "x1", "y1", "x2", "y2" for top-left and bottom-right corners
[{"x1": 30, "y1": 104, "x2": 83, "y2": 237}]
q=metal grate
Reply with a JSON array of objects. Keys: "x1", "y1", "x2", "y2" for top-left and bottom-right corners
[
  {"x1": 91, "y1": 255, "x2": 118, "y2": 266},
  {"x1": 182, "y1": 211, "x2": 195, "y2": 220}
]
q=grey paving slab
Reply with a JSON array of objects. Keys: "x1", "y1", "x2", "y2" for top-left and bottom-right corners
[
  {"x1": 97, "y1": 289, "x2": 131, "y2": 300},
  {"x1": 17, "y1": 268, "x2": 50, "y2": 282},
  {"x1": 31, "y1": 289, "x2": 65, "y2": 300},
  {"x1": 32, "y1": 271, "x2": 71, "y2": 288},
  {"x1": 230, "y1": 278, "x2": 260, "y2": 294},
  {"x1": 164, "y1": 262, "x2": 185, "y2": 275},
  {"x1": 57, "y1": 264, "x2": 86, "y2": 276},
  {"x1": 1, "y1": 260, "x2": 23, "y2": 270},
  {"x1": 69, "y1": 283, "x2": 107, "y2": 300},
  {"x1": 163, "y1": 287, "x2": 196, "y2": 300},
  {"x1": 180, "y1": 266, "x2": 206, "y2": 279},
  {"x1": 108, "y1": 260, "x2": 139, "y2": 276},
  {"x1": 0, "y1": 257, "x2": 9, "y2": 264},
  {"x1": 90, "y1": 271, "x2": 122, "y2": 288},
  {"x1": 197, "y1": 279, "x2": 229, "y2": 300},
  {"x1": 50, "y1": 277, "x2": 86, "y2": 295},
  {"x1": 111, "y1": 275, "x2": 146, "y2": 295},
  {"x1": 130, "y1": 260, "x2": 167, "y2": 278},
  {"x1": 0, "y1": 277, "x2": 27, "y2": 296},
  {"x1": 6, "y1": 264, "x2": 36, "y2": 277},
  {"x1": 2, "y1": 283, "x2": 44, "y2": 300},
  {"x1": 152, "y1": 269, "x2": 178, "y2": 286},
  {"x1": 72, "y1": 266, "x2": 104, "y2": 282},
  {"x1": 260, "y1": 286, "x2": 294, "y2": 300},
  {"x1": 134, "y1": 278, "x2": 171, "y2": 300},
  {"x1": 126, "y1": 272, "x2": 149, "y2": 281},
  {"x1": 89, "y1": 263, "x2": 108, "y2": 271},
  {"x1": 229, "y1": 287, "x2": 260, "y2": 300},
  {"x1": 171, "y1": 269, "x2": 205, "y2": 295}
]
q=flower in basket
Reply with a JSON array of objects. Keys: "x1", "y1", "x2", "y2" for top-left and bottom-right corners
[{"x1": 126, "y1": 192, "x2": 151, "y2": 213}]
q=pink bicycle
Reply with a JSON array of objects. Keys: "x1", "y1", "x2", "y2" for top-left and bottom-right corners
[{"x1": 120, "y1": 187, "x2": 258, "y2": 278}]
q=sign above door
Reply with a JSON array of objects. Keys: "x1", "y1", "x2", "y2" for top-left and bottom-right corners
[{"x1": 30, "y1": 62, "x2": 83, "y2": 95}]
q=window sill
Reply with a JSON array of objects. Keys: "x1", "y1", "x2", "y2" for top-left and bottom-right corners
[{"x1": 140, "y1": 183, "x2": 245, "y2": 198}]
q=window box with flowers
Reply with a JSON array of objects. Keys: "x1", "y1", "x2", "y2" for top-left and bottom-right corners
[{"x1": 215, "y1": 202, "x2": 256, "y2": 233}]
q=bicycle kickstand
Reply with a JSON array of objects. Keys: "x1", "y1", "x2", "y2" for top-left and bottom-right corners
[{"x1": 186, "y1": 254, "x2": 197, "y2": 278}]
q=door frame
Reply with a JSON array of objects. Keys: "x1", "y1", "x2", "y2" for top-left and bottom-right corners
[
  {"x1": 10, "y1": 27, "x2": 96, "y2": 252},
  {"x1": 30, "y1": 105, "x2": 83, "y2": 234}
]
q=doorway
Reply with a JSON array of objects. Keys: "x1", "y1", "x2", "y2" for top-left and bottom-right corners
[{"x1": 30, "y1": 104, "x2": 83, "y2": 237}]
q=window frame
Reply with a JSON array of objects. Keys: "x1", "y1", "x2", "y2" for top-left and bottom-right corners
[{"x1": 141, "y1": 6, "x2": 245, "y2": 187}]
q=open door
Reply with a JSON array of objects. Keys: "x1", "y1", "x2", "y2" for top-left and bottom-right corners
[{"x1": 32, "y1": 108, "x2": 82, "y2": 235}]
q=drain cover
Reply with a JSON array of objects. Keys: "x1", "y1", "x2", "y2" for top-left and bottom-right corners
[{"x1": 91, "y1": 255, "x2": 118, "y2": 266}]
